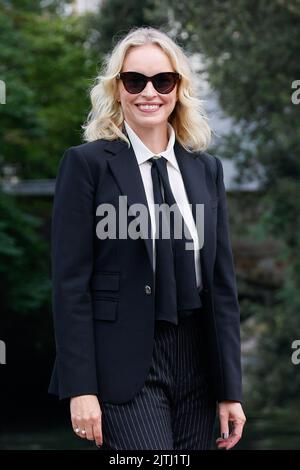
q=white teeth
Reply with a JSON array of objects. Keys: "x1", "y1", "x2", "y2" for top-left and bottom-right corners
[{"x1": 138, "y1": 105, "x2": 160, "y2": 110}]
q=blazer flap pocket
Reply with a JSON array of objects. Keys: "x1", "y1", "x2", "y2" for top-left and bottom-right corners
[
  {"x1": 93, "y1": 299, "x2": 118, "y2": 321},
  {"x1": 90, "y1": 272, "x2": 120, "y2": 291}
]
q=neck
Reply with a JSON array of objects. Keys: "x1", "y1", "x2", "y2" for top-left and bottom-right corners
[{"x1": 126, "y1": 122, "x2": 169, "y2": 154}]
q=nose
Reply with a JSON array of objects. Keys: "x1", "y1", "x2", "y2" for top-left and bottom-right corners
[{"x1": 141, "y1": 80, "x2": 157, "y2": 97}]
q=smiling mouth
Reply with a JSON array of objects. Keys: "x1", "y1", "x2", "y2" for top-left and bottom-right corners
[{"x1": 135, "y1": 104, "x2": 163, "y2": 111}]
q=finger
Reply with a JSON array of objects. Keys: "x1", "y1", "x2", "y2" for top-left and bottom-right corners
[
  {"x1": 71, "y1": 413, "x2": 84, "y2": 437},
  {"x1": 72, "y1": 419, "x2": 81, "y2": 437},
  {"x1": 93, "y1": 418, "x2": 103, "y2": 447},
  {"x1": 219, "y1": 410, "x2": 229, "y2": 437},
  {"x1": 84, "y1": 423, "x2": 94, "y2": 441},
  {"x1": 216, "y1": 438, "x2": 228, "y2": 449},
  {"x1": 216, "y1": 410, "x2": 229, "y2": 447},
  {"x1": 224, "y1": 421, "x2": 244, "y2": 450},
  {"x1": 221, "y1": 433, "x2": 240, "y2": 450},
  {"x1": 76, "y1": 420, "x2": 87, "y2": 439}
]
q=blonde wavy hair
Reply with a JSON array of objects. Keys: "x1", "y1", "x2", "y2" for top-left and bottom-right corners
[{"x1": 82, "y1": 26, "x2": 211, "y2": 152}]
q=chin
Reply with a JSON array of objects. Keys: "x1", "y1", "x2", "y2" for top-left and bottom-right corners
[{"x1": 136, "y1": 116, "x2": 166, "y2": 124}]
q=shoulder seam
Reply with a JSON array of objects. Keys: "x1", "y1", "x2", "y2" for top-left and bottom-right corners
[
  {"x1": 198, "y1": 151, "x2": 218, "y2": 181},
  {"x1": 64, "y1": 146, "x2": 94, "y2": 188}
]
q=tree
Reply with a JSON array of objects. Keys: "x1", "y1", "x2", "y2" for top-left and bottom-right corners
[
  {"x1": 0, "y1": 0, "x2": 96, "y2": 179},
  {"x1": 86, "y1": 0, "x2": 170, "y2": 56},
  {"x1": 0, "y1": 1, "x2": 97, "y2": 313},
  {"x1": 166, "y1": 0, "x2": 300, "y2": 410}
]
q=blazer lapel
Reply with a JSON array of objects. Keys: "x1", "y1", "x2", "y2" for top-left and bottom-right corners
[
  {"x1": 174, "y1": 140, "x2": 214, "y2": 286},
  {"x1": 105, "y1": 139, "x2": 154, "y2": 270}
]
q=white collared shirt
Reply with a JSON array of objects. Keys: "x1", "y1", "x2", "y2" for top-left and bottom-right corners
[{"x1": 124, "y1": 120, "x2": 201, "y2": 290}]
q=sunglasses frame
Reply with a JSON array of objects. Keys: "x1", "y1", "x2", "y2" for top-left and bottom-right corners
[{"x1": 116, "y1": 71, "x2": 181, "y2": 94}]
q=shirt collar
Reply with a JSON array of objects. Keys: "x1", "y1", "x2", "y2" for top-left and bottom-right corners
[{"x1": 124, "y1": 119, "x2": 180, "y2": 172}]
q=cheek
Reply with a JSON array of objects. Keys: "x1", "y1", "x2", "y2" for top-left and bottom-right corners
[
  {"x1": 119, "y1": 89, "x2": 135, "y2": 108},
  {"x1": 166, "y1": 90, "x2": 177, "y2": 106},
  {"x1": 164, "y1": 96, "x2": 177, "y2": 111},
  {"x1": 121, "y1": 99, "x2": 135, "y2": 113},
  {"x1": 127, "y1": 97, "x2": 137, "y2": 108}
]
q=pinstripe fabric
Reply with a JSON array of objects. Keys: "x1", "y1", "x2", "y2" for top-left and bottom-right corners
[{"x1": 99, "y1": 310, "x2": 217, "y2": 450}]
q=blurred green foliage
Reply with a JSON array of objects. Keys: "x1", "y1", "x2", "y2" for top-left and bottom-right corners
[
  {"x1": 166, "y1": 0, "x2": 300, "y2": 411},
  {"x1": 86, "y1": 0, "x2": 169, "y2": 56},
  {"x1": 0, "y1": 192, "x2": 51, "y2": 314},
  {"x1": 0, "y1": 1, "x2": 98, "y2": 314},
  {"x1": 0, "y1": 0, "x2": 96, "y2": 178}
]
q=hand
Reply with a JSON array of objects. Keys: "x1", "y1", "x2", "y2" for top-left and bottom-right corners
[
  {"x1": 70, "y1": 394, "x2": 103, "y2": 447},
  {"x1": 216, "y1": 400, "x2": 246, "y2": 450}
]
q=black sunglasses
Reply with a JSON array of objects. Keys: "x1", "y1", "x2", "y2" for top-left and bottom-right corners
[{"x1": 116, "y1": 71, "x2": 181, "y2": 94}]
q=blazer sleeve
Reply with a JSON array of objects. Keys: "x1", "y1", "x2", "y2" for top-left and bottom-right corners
[
  {"x1": 213, "y1": 156, "x2": 243, "y2": 403},
  {"x1": 50, "y1": 146, "x2": 98, "y2": 400}
]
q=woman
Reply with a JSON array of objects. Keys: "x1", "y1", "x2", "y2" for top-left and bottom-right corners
[{"x1": 48, "y1": 26, "x2": 246, "y2": 450}]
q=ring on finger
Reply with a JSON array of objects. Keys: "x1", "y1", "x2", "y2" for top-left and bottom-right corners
[
  {"x1": 75, "y1": 427, "x2": 80, "y2": 433},
  {"x1": 81, "y1": 429, "x2": 86, "y2": 435}
]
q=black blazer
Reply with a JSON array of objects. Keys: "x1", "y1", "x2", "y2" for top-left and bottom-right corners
[{"x1": 48, "y1": 137, "x2": 242, "y2": 404}]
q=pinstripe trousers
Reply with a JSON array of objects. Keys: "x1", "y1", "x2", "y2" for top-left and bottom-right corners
[{"x1": 99, "y1": 309, "x2": 217, "y2": 450}]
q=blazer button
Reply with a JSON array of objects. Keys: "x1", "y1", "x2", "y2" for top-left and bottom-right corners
[{"x1": 145, "y1": 285, "x2": 152, "y2": 295}]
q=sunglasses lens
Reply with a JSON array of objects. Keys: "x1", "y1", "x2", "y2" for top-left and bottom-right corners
[
  {"x1": 122, "y1": 73, "x2": 145, "y2": 93},
  {"x1": 154, "y1": 73, "x2": 177, "y2": 94}
]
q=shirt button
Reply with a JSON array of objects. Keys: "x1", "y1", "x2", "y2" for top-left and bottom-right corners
[{"x1": 145, "y1": 285, "x2": 152, "y2": 295}]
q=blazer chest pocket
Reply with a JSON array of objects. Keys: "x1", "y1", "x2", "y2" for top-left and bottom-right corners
[
  {"x1": 90, "y1": 272, "x2": 120, "y2": 321},
  {"x1": 90, "y1": 272, "x2": 120, "y2": 292}
]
